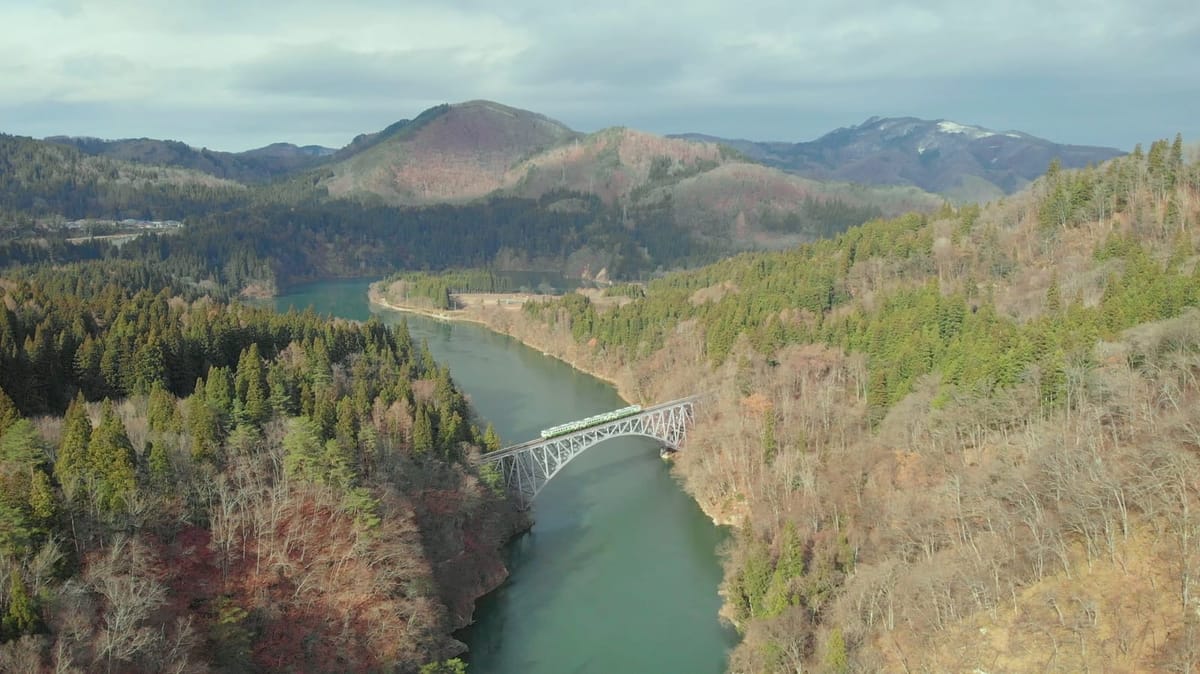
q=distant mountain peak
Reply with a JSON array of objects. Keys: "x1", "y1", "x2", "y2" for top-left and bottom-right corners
[
  {"x1": 931, "y1": 119, "x2": 1025, "y2": 141},
  {"x1": 45, "y1": 135, "x2": 335, "y2": 182},
  {"x1": 318, "y1": 99, "x2": 579, "y2": 204},
  {"x1": 936, "y1": 120, "x2": 991, "y2": 138},
  {"x1": 674, "y1": 116, "x2": 1124, "y2": 202}
]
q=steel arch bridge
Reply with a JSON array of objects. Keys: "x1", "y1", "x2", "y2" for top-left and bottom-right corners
[{"x1": 475, "y1": 396, "x2": 700, "y2": 507}]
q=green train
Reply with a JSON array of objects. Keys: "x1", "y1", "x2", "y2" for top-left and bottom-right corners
[{"x1": 540, "y1": 404, "x2": 643, "y2": 439}]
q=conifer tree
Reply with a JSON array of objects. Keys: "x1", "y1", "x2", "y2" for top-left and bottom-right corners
[
  {"x1": 312, "y1": 387, "x2": 337, "y2": 440},
  {"x1": 439, "y1": 409, "x2": 464, "y2": 458},
  {"x1": 55, "y1": 393, "x2": 92, "y2": 496},
  {"x1": 205, "y1": 366, "x2": 233, "y2": 418},
  {"x1": 738, "y1": 540, "x2": 773, "y2": 619},
  {"x1": 324, "y1": 438, "x2": 357, "y2": 489},
  {"x1": 29, "y1": 470, "x2": 55, "y2": 523},
  {"x1": 335, "y1": 396, "x2": 358, "y2": 450},
  {"x1": 147, "y1": 439, "x2": 172, "y2": 489},
  {"x1": 0, "y1": 386, "x2": 18, "y2": 437},
  {"x1": 147, "y1": 382, "x2": 180, "y2": 433},
  {"x1": 2, "y1": 569, "x2": 37, "y2": 639},
  {"x1": 1046, "y1": 273, "x2": 1062, "y2": 314},
  {"x1": 761, "y1": 410, "x2": 777, "y2": 464},
  {"x1": 483, "y1": 423, "x2": 501, "y2": 452},
  {"x1": 235, "y1": 344, "x2": 269, "y2": 425},
  {"x1": 73, "y1": 335, "x2": 103, "y2": 398},
  {"x1": 266, "y1": 361, "x2": 295, "y2": 417},
  {"x1": 282, "y1": 416, "x2": 323, "y2": 483},
  {"x1": 86, "y1": 399, "x2": 138, "y2": 514},
  {"x1": 824, "y1": 627, "x2": 849, "y2": 674},
  {"x1": 185, "y1": 385, "x2": 222, "y2": 461},
  {"x1": 99, "y1": 334, "x2": 129, "y2": 396},
  {"x1": 412, "y1": 404, "x2": 434, "y2": 454},
  {"x1": 130, "y1": 334, "x2": 166, "y2": 395},
  {"x1": 308, "y1": 338, "x2": 332, "y2": 386}
]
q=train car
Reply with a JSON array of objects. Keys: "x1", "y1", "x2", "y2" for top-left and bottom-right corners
[{"x1": 539, "y1": 404, "x2": 643, "y2": 439}]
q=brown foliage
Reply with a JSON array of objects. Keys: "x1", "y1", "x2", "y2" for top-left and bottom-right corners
[{"x1": 462, "y1": 165, "x2": 1200, "y2": 672}]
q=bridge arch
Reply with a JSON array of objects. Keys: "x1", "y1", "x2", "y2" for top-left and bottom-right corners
[{"x1": 475, "y1": 397, "x2": 698, "y2": 506}]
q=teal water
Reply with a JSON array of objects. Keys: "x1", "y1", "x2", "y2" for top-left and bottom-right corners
[{"x1": 275, "y1": 279, "x2": 735, "y2": 674}]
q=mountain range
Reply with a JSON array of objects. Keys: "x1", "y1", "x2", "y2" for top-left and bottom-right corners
[
  {"x1": 44, "y1": 135, "x2": 335, "y2": 183},
  {"x1": 31, "y1": 101, "x2": 939, "y2": 249},
  {"x1": 44, "y1": 103, "x2": 1124, "y2": 207},
  {"x1": 10, "y1": 100, "x2": 1130, "y2": 276},
  {"x1": 674, "y1": 117, "x2": 1124, "y2": 201}
]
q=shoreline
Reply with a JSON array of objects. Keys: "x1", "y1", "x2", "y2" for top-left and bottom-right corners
[
  {"x1": 368, "y1": 281, "x2": 741, "y2": 528},
  {"x1": 366, "y1": 285, "x2": 634, "y2": 396},
  {"x1": 370, "y1": 280, "x2": 742, "y2": 655}
]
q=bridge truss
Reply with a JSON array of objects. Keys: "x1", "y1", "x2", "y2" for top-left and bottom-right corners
[{"x1": 476, "y1": 396, "x2": 698, "y2": 507}]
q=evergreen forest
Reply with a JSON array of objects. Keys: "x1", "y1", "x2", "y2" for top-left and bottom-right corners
[{"x1": 0, "y1": 261, "x2": 520, "y2": 672}]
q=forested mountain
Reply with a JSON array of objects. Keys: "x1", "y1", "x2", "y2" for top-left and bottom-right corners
[
  {"x1": 0, "y1": 127, "x2": 930, "y2": 292},
  {"x1": 0, "y1": 134, "x2": 247, "y2": 223},
  {"x1": 11, "y1": 101, "x2": 944, "y2": 267},
  {"x1": 428, "y1": 136, "x2": 1200, "y2": 672},
  {"x1": 0, "y1": 261, "x2": 520, "y2": 672},
  {"x1": 19, "y1": 103, "x2": 1128, "y2": 276},
  {"x1": 44, "y1": 136, "x2": 334, "y2": 183},
  {"x1": 676, "y1": 117, "x2": 1125, "y2": 202},
  {"x1": 299, "y1": 102, "x2": 941, "y2": 244},
  {"x1": 315, "y1": 101, "x2": 579, "y2": 204},
  {"x1": 120, "y1": 192, "x2": 712, "y2": 293}
]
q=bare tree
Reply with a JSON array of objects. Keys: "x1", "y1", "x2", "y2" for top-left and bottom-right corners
[{"x1": 82, "y1": 536, "x2": 168, "y2": 673}]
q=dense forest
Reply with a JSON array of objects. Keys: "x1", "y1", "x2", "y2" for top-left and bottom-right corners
[
  {"x1": 129, "y1": 193, "x2": 688, "y2": 290},
  {"x1": 1, "y1": 132, "x2": 907, "y2": 293},
  {"x1": 43, "y1": 136, "x2": 334, "y2": 185},
  {"x1": 0, "y1": 132, "x2": 711, "y2": 287},
  {"x1": 438, "y1": 136, "x2": 1200, "y2": 671},
  {"x1": 0, "y1": 261, "x2": 521, "y2": 672},
  {"x1": 0, "y1": 134, "x2": 248, "y2": 223}
]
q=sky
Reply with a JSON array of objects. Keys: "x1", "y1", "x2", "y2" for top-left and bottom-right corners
[{"x1": 1, "y1": 0, "x2": 1197, "y2": 152}]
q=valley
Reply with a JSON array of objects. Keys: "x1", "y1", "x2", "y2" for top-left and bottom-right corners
[
  {"x1": 276, "y1": 280, "x2": 736, "y2": 674},
  {"x1": 0, "y1": 89, "x2": 1196, "y2": 674}
]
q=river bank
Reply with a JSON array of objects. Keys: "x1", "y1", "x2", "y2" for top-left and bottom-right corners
[
  {"x1": 367, "y1": 280, "x2": 749, "y2": 529},
  {"x1": 367, "y1": 283, "x2": 640, "y2": 399},
  {"x1": 287, "y1": 280, "x2": 734, "y2": 673}
]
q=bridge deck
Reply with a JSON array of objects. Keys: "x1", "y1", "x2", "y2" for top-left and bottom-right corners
[{"x1": 478, "y1": 395, "x2": 702, "y2": 462}]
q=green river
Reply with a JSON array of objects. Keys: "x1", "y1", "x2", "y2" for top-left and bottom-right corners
[{"x1": 275, "y1": 279, "x2": 735, "y2": 674}]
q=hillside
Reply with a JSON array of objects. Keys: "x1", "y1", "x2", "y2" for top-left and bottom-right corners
[
  {"x1": 310, "y1": 102, "x2": 942, "y2": 249},
  {"x1": 0, "y1": 263, "x2": 522, "y2": 672},
  {"x1": 503, "y1": 127, "x2": 937, "y2": 240},
  {"x1": 677, "y1": 117, "x2": 1125, "y2": 202},
  {"x1": 10, "y1": 103, "x2": 951, "y2": 278},
  {"x1": 0, "y1": 133, "x2": 247, "y2": 222},
  {"x1": 413, "y1": 136, "x2": 1200, "y2": 672},
  {"x1": 320, "y1": 100, "x2": 579, "y2": 204},
  {"x1": 22, "y1": 105, "x2": 1132, "y2": 296},
  {"x1": 45, "y1": 136, "x2": 334, "y2": 183}
]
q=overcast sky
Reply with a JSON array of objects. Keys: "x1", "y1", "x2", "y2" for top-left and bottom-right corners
[{"x1": 1, "y1": 0, "x2": 1196, "y2": 152}]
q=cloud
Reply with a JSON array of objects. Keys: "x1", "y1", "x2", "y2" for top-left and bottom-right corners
[
  {"x1": 0, "y1": 0, "x2": 1196, "y2": 150},
  {"x1": 233, "y1": 45, "x2": 490, "y2": 100}
]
